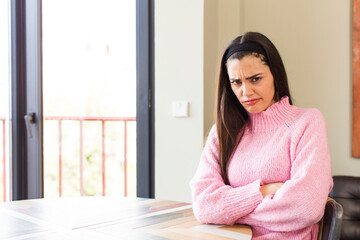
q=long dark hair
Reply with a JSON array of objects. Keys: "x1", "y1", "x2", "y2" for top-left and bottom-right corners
[{"x1": 216, "y1": 32, "x2": 292, "y2": 185}]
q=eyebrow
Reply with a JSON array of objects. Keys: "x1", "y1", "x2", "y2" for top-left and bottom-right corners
[{"x1": 230, "y1": 73, "x2": 263, "y2": 81}]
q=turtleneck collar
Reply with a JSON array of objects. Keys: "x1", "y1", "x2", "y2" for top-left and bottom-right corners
[{"x1": 247, "y1": 96, "x2": 297, "y2": 132}]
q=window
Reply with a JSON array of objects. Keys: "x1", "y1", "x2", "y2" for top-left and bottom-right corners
[{"x1": 9, "y1": 0, "x2": 154, "y2": 200}]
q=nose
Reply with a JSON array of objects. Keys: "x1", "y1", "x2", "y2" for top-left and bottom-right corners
[{"x1": 241, "y1": 82, "x2": 254, "y2": 97}]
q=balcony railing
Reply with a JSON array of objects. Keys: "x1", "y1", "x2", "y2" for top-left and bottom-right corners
[{"x1": 0, "y1": 116, "x2": 135, "y2": 201}]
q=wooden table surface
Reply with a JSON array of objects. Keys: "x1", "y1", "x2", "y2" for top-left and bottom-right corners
[{"x1": 0, "y1": 197, "x2": 252, "y2": 240}]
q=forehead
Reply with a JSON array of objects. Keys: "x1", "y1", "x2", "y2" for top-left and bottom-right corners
[{"x1": 226, "y1": 55, "x2": 268, "y2": 77}]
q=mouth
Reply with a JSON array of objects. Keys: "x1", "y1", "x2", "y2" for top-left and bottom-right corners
[{"x1": 242, "y1": 98, "x2": 261, "y2": 106}]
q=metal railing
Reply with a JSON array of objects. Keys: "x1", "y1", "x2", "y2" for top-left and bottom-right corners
[
  {"x1": 45, "y1": 116, "x2": 136, "y2": 197},
  {"x1": 0, "y1": 116, "x2": 135, "y2": 201}
]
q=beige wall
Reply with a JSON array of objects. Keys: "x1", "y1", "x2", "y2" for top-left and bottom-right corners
[
  {"x1": 155, "y1": 0, "x2": 360, "y2": 202},
  {"x1": 203, "y1": 0, "x2": 242, "y2": 136}
]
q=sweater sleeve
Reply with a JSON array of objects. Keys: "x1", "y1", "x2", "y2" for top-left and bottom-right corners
[
  {"x1": 239, "y1": 109, "x2": 333, "y2": 232},
  {"x1": 190, "y1": 125, "x2": 264, "y2": 225}
]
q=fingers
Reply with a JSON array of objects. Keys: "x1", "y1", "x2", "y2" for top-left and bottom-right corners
[{"x1": 260, "y1": 182, "x2": 284, "y2": 198}]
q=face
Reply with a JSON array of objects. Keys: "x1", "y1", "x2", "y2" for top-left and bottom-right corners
[{"x1": 226, "y1": 55, "x2": 275, "y2": 114}]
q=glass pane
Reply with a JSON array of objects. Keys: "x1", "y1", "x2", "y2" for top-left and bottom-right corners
[
  {"x1": 0, "y1": 0, "x2": 10, "y2": 202},
  {"x1": 42, "y1": 0, "x2": 136, "y2": 198}
]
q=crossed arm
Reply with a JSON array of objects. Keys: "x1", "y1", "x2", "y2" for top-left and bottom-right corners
[{"x1": 190, "y1": 112, "x2": 333, "y2": 232}]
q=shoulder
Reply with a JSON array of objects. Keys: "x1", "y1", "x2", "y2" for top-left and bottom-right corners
[
  {"x1": 292, "y1": 107, "x2": 326, "y2": 126},
  {"x1": 209, "y1": 124, "x2": 217, "y2": 136},
  {"x1": 203, "y1": 124, "x2": 219, "y2": 147},
  {"x1": 289, "y1": 106, "x2": 328, "y2": 137},
  {"x1": 288, "y1": 107, "x2": 331, "y2": 160}
]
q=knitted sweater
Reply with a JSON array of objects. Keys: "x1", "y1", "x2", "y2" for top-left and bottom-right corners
[{"x1": 190, "y1": 97, "x2": 333, "y2": 240}]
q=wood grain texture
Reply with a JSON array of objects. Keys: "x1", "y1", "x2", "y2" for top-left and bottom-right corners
[
  {"x1": 0, "y1": 197, "x2": 252, "y2": 240},
  {"x1": 353, "y1": 0, "x2": 360, "y2": 157}
]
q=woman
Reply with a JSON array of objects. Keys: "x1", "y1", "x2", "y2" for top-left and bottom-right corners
[{"x1": 190, "y1": 32, "x2": 333, "y2": 240}]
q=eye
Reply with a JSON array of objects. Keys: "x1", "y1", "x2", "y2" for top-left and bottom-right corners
[
  {"x1": 230, "y1": 79, "x2": 242, "y2": 85},
  {"x1": 251, "y1": 77, "x2": 262, "y2": 82}
]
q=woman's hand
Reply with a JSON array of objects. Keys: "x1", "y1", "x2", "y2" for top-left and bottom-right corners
[{"x1": 260, "y1": 183, "x2": 284, "y2": 198}]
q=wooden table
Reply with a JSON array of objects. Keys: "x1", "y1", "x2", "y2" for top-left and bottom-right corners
[{"x1": 0, "y1": 197, "x2": 252, "y2": 240}]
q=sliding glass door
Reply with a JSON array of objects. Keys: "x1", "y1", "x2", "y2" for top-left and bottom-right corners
[{"x1": 9, "y1": 0, "x2": 154, "y2": 200}]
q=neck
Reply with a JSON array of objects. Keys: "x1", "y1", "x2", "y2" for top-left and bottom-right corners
[{"x1": 247, "y1": 96, "x2": 296, "y2": 132}]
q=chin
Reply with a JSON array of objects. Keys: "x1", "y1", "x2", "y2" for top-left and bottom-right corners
[
  {"x1": 246, "y1": 109, "x2": 259, "y2": 114},
  {"x1": 246, "y1": 107, "x2": 264, "y2": 114}
]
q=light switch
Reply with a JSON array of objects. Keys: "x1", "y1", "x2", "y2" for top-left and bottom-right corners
[{"x1": 172, "y1": 101, "x2": 189, "y2": 117}]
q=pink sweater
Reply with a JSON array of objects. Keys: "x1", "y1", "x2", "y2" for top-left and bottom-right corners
[{"x1": 190, "y1": 97, "x2": 333, "y2": 240}]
